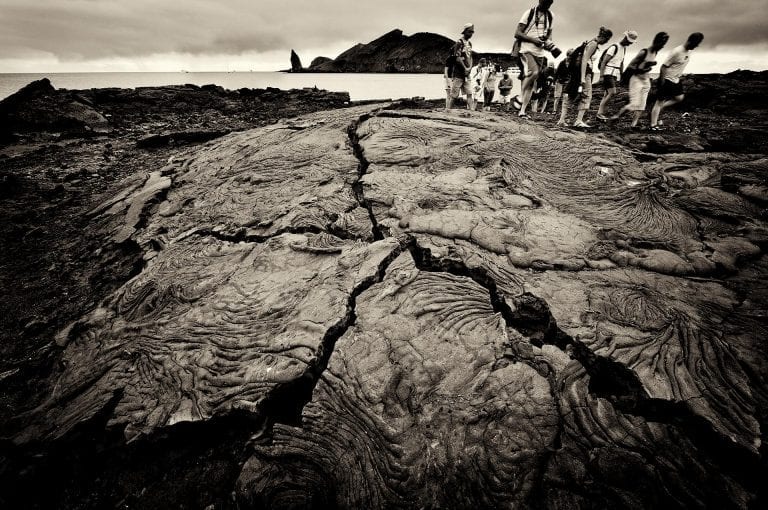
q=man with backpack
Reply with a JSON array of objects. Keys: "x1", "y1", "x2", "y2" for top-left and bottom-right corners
[
  {"x1": 596, "y1": 30, "x2": 638, "y2": 120},
  {"x1": 447, "y1": 23, "x2": 476, "y2": 110},
  {"x1": 650, "y1": 32, "x2": 704, "y2": 129},
  {"x1": 513, "y1": 0, "x2": 556, "y2": 119},
  {"x1": 557, "y1": 26, "x2": 613, "y2": 128}
]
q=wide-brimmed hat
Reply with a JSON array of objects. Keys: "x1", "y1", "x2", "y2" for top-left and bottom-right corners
[
  {"x1": 462, "y1": 23, "x2": 475, "y2": 33},
  {"x1": 624, "y1": 30, "x2": 639, "y2": 42}
]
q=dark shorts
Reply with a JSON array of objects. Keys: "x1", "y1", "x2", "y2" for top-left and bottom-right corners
[
  {"x1": 657, "y1": 79, "x2": 684, "y2": 99},
  {"x1": 602, "y1": 75, "x2": 618, "y2": 91}
]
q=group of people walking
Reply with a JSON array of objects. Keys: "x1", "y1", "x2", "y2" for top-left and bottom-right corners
[{"x1": 445, "y1": 0, "x2": 704, "y2": 131}]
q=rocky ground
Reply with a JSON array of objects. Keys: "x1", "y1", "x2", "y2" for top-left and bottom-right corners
[{"x1": 0, "y1": 72, "x2": 767, "y2": 509}]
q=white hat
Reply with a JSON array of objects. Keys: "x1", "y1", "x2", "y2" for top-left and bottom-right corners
[
  {"x1": 624, "y1": 30, "x2": 639, "y2": 42},
  {"x1": 462, "y1": 23, "x2": 475, "y2": 32}
]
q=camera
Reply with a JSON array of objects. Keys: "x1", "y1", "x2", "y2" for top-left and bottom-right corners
[{"x1": 542, "y1": 40, "x2": 562, "y2": 58}]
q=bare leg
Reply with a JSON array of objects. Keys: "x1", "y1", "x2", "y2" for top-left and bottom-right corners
[
  {"x1": 557, "y1": 98, "x2": 569, "y2": 126},
  {"x1": 519, "y1": 55, "x2": 539, "y2": 116},
  {"x1": 651, "y1": 95, "x2": 683, "y2": 126},
  {"x1": 551, "y1": 96, "x2": 560, "y2": 114},
  {"x1": 575, "y1": 107, "x2": 587, "y2": 124},
  {"x1": 597, "y1": 89, "x2": 615, "y2": 117},
  {"x1": 630, "y1": 110, "x2": 642, "y2": 127},
  {"x1": 610, "y1": 104, "x2": 631, "y2": 120}
]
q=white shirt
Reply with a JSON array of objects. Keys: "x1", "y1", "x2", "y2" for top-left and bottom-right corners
[
  {"x1": 518, "y1": 8, "x2": 551, "y2": 57},
  {"x1": 603, "y1": 44, "x2": 627, "y2": 78},
  {"x1": 664, "y1": 45, "x2": 691, "y2": 83}
]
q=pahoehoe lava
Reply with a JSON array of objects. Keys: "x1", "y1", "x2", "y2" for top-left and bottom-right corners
[{"x1": 3, "y1": 105, "x2": 767, "y2": 509}]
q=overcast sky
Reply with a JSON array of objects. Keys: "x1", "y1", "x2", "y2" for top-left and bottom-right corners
[{"x1": 1, "y1": 0, "x2": 767, "y2": 73}]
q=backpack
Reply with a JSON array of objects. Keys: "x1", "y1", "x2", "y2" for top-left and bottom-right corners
[
  {"x1": 511, "y1": 7, "x2": 553, "y2": 57},
  {"x1": 620, "y1": 48, "x2": 647, "y2": 86},
  {"x1": 445, "y1": 55, "x2": 456, "y2": 79},
  {"x1": 450, "y1": 39, "x2": 469, "y2": 79},
  {"x1": 567, "y1": 40, "x2": 589, "y2": 77},
  {"x1": 598, "y1": 44, "x2": 618, "y2": 72},
  {"x1": 564, "y1": 41, "x2": 589, "y2": 98}
]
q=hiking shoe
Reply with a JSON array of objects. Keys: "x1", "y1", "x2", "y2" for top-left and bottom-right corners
[
  {"x1": 555, "y1": 120, "x2": 567, "y2": 127},
  {"x1": 596, "y1": 113, "x2": 610, "y2": 121},
  {"x1": 573, "y1": 121, "x2": 591, "y2": 128}
]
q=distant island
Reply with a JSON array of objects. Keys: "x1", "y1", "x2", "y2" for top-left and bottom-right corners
[{"x1": 288, "y1": 29, "x2": 516, "y2": 73}]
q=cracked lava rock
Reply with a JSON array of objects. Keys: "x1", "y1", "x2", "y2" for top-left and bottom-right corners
[{"x1": 5, "y1": 105, "x2": 768, "y2": 509}]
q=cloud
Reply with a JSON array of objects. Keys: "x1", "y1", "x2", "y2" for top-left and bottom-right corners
[{"x1": 0, "y1": 0, "x2": 766, "y2": 70}]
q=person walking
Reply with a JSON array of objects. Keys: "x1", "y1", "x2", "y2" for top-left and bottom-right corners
[
  {"x1": 514, "y1": 0, "x2": 555, "y2": 119},
  {"x1": 557, "y1": 26, "x2": 613, "y2": 128},
  {"x1": 447, "y1": 23, "x2": 476, "y2": 110},
  {"x1": 610, "y1": 31, "x2": 669, "y2": 128},
  {"x1": 596, "y1": 30, "x2": 638, "y2": 120},
  {"x1": 650, "y1": 32, "x2": 704, "y2": 129},
  {"x1": 550, "y1": 49, "x2": 572, "y2": 114}
]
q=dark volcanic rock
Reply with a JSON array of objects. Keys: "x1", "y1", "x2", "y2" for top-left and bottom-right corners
[
  {"x1": 0, "y1": 81, "x2": 350, "y2": 145},
  {"x1": 310, "y1": 56, "x2": 332, "y2": 67},
  {"x1": 0, "y1": 78, "x2": 55, "y2": 114},
  {"x1": 0, "y1": 79, "x2": 111, "y2": 138},
  {"x1": 290, "y1": 49, "x2": 304, "y2": 72},
  {"x1": 307, "y1": 28, "x2": 515, "y2": 73}
]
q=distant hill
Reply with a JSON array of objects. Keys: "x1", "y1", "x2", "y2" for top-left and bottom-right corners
[{"x1": 298, "y1": 29, "x2": 516, "y2": 73}]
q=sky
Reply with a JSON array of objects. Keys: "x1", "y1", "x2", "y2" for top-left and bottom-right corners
[{"x1": 1, "y1": 0, "x2": 767, "y2": 73}]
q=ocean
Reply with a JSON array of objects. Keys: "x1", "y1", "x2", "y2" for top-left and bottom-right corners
[{"x1": 0, "y1": 72, "x2": 453, "y2": 102}]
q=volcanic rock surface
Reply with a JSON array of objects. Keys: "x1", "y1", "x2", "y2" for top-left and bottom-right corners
[{"x1": 7, "y1": 105, "x2": 768, "y2": 508}]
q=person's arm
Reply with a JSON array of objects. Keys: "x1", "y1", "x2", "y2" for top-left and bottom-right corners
[
  {"x1": 515, "y1": 23, "x2": 544, "y2": 46},
  {"x1": 454, "y1": 41, "x2": 472, "y2": 74},
  {"x1": 627, "y1": 49, "x2": 646, "y2": 73},
  {"x1": 658, "y1": 63, "x2": 668, "y2": 82},
  {"x1": 581, "y1": 41, "x2": 598, "y2": 84}
]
